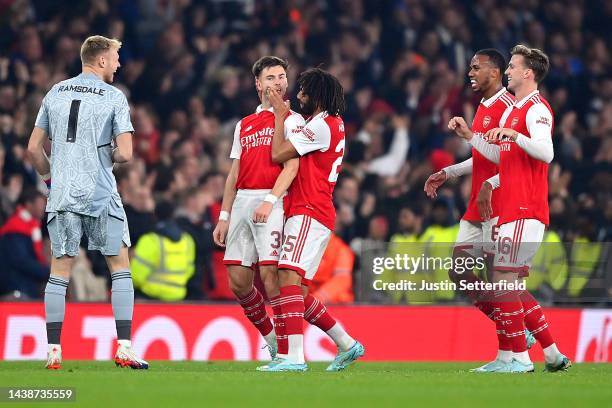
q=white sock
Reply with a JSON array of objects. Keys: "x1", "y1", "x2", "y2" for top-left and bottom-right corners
[
  {"x1": 48, "y1": 343, "x2": 61, "y2": 352},
  {"x1": 287, "y1": 334, "x2": 305, "y2": 364},
  {"x1": 263, "y1": 330, "x2": 276, "y2": 349},
  {"x1": 496, "y1": 350, "x2": 512, "y2": 363},
  {"x1": 118, "y1": 339, "x2": 132, "y2": 348},
  {"x1": 513, "y1": 351, "x2": 532, "y2": 365},
  {"x1": 543, "y1": 343, "x2": 561, "y2": 364},
  {"x1": 326, "y1": 323, "x2": 355, "y2": 351}
]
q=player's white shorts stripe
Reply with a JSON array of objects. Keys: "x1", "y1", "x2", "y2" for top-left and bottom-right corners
[{"x1": 292, "y1": 216, "x2": 311, "y2": 263}]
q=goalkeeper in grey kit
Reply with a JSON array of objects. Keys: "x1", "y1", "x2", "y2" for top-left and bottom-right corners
[{"x1": 27, "y1": 35, "x2": 147, "y2": 369}]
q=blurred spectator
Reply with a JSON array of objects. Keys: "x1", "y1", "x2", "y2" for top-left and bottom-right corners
[
  {"x1": 0, "y1": 188, "x2": 48, "y2": 299},
  {"x1": 130, "y1": 201, "x2": 195, "y2": 302},
  {"x1": 310, "y1": 234, "x2": 355, "y2": 304}
]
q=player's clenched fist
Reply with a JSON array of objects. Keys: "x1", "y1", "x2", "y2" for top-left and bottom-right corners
[
  {"x1": 448, "y1": 116, "x2": 473, "y2": 140},
  {"x1": 424, "y1": 170, "x2": 447, "y2": 198},
  {"x1": 252, "y1": 201, "x2": 273, "y2": 223},
  {"x1": 213, "y1": 220, "x2": 229, "y2": 247}
]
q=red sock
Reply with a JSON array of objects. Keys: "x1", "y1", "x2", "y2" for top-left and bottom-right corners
[
  {"x1": 493, "y1": 302, "x2": 512, "y2": 352},
  {"x1": 278, "y1": 285, "x2": 304, "y2": 336},
  {"x1": 270, "y1": 295, "x2": 287, "y2": 355},
  {"x1": 520, "y1": 290, "x2": 555, "y2": 348},
  {"x1": 304, "y1": 294, "x2": 336, "y2": 332},
  {"x1": 238, "y1": 288, "x2": 273, "y2": 336},
  {"x1": 498, "y1": 292, "x2": 526, "y2": 353}
]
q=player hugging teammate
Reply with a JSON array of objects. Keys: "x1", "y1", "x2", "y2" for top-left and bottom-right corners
[
  {"x1": 428, "y1": 45, "x2": 571, "y2": 373},
  {"x1": 214, "y1": 58, "x2": 364, "y2": 372}
]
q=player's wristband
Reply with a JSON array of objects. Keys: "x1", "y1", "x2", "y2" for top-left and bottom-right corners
[
  {"x1": 219, "y1": 210, "x2": 230, "y2": 221},
  {"x1": 264, "y1": 194, "x2": 278, "y2": 204}
]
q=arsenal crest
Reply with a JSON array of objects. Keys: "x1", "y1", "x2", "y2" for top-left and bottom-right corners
[
  {"x1": 510, "y1": 117, "x2": 519, "y2": 129},
  {"x1": 483, "y1": 115, "x2": 491, "y2": 128}
]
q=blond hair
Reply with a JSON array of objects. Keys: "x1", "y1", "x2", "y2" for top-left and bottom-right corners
[
  {"x1": 510, "y1": 44, "x2": 550, "y2": 83},
  {"x1": 80, "y1": 35, "x2": 122, "y2": 65}
]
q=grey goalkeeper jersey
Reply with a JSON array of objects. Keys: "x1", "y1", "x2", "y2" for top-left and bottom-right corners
[{"x1": 35, "y1": 73, "x2": 134, "y2": 217}]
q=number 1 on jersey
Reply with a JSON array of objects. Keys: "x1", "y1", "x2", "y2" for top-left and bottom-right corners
[
  {"x1": 328, "y1": 138, "x2": 345, "y2": 182},
  {"x1": 66, "y1": 99, "x2": 81, "y2": 143}
]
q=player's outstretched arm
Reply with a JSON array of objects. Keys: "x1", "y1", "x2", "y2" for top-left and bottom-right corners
[
  {"x1": 253, "y1": 158, "x2": 298, "y2": 223},
  {"x1": 112, "y1": 132, "x2": 133, "y2": 163},
  {"x1": 213, "y1": 159, "x2": 239, "y2": 247},
  {"x1": 268, "y1": 88, "x2": 299, "y2": 163},
  {"x1": 424, "y1": 157, "x2": 474, "y2": 198},
  {"x1": 26, "y1": 127, "x2": 51, "y2": 178}
]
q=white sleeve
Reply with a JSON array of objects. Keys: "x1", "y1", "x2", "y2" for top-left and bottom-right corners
[
  {"x1": 443, "y1": 157, "x2": 473, "y2": 178},
  {"x1": 515, "y1": 104, "x2": 554, "y2": 163},
  {"x1": 485, "y1": 174, "x2": 500, "y2": 189},
  {"x1": 229, "y1": 120, "x2": 241, "y2": 159},
  {"x1": 283, "y1": 112, "x2": 305, "y2": 140},
  {"x1": 288, "y1": 116, "x2": 331, "y2": 156},
  {"x1": 367, "y1": 127, "x2": 410, "y2": 176},
  {"x1": 469, "y1": 135, "x2": 500, "y2": 164}
]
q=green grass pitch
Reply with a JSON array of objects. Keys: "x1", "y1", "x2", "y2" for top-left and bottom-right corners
[{"x1": 1, "y1": 361, "x2": 610, "y2": 408}]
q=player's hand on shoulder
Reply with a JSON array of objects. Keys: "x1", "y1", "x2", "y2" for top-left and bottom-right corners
[
  {"x1": 213, "y1": 221, "x2": 229, "y2": 247},
  {"x1": 252, "y1": 201, "x2": 273, "y2": 224},
  {"x1": 424, "y1": 170, "x2": 447, "y2": 198}
]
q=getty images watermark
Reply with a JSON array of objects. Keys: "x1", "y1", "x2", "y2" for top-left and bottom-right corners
[{"x1": 370, "y1": 253, "x2": 526, "y2": 292}]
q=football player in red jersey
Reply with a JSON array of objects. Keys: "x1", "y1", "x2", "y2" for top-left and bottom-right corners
[
  {"x1": 213, "y1": 56, "x2": 304, "y2": 363},
  {"x1": 425, "y1": 49, "x2": 537, "y2": 368},
  {"x1": 258, "y1": 68, "x2": 364, "y2": 372},
  {"x1": 450, "y1": 45, "x2": 571, "y2": 373}
]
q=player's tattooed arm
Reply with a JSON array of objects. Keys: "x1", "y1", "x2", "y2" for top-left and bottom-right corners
[
  {"x1": 112, "y1": 132, "x2": 133, "y2": 163},
  {"x1": 267, "y1": 87, "x2": 299, "y2": 163},
  {"x1": 26, "y1": 126, "x2": 51, "y2": 177}
]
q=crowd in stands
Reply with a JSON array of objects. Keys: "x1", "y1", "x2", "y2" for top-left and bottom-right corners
[{"x1": 0, "y1": 0, "x2": 610, "y2": 304}]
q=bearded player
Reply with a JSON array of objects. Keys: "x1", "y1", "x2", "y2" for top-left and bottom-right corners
[
  {"x1": 259, "y1": 68, "x2": 364, "y2": 372},
  {"x1": 213, "y1": 56, "x2": 304, "y2": 362},
  {"x1": 449, "y1": 44, "x2": 571, "y2": 373}
]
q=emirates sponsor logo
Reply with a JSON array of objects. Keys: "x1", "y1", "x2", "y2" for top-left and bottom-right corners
[
  {"x1": 483, "y1": 115, "x2": 492, "y2": 128},
  {"x1": 576, "y1": 310, "x2": 612, "y2": 362},
  {"x1": 510, "y1": 117, "x2": 519, "y2": 129}
]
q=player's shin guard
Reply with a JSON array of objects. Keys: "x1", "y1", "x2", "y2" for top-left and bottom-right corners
[
  {"x1": 304, "y1": 294, "x2": 355, "y2": 351},
  {"x1": 279, "y1": 285, "x2": 305, "y2": 364},
  {"x1": 270, "y1": 295, "x2": 288, "y2": 357},
  {"x1": 111, "y1": 270, "x2": 134, "y2": 340},
  {"x1": 238, "y1": 287, "x2": 274, "y2": 337},
  {"x1": 45, "y1": 275, "x2": 69, "y2": 345}
]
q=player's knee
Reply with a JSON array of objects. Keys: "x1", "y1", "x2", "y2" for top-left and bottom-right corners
[
  {"x1": 259, "y1": 266, "x2": 280, "y2": 297},
  {"x1": 278, "y1": 268, "x2": 302, "y2": 286}
]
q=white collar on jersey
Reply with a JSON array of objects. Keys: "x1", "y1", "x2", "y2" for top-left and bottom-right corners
[
  {"x1": 514, "y1": 90, "x2": 540, "y2": 109},
  {"x1": 480, "y1": 87, "x2": 508, "y2": 108},
  {"x1": 255, "y1": 104, "x2": 274, "y2": 114},
  {"x1": 305, "y1": 110, "x2": 328, "y2": 124}
]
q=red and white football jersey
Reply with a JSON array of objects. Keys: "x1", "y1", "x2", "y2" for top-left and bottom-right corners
[
  {"x1": 497, "y1": 90, "x2": 554, "y2": 226},
  {"x1": 464, "y1": 88, "x2": 514, "y2": 222},
  {"x1": 285, "y1": 111, "x2": 345, "y2": 231},
  {"x1": 230, "y1": 106, "x2": 304, "y2": 189}
]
